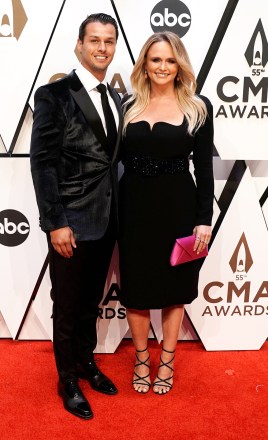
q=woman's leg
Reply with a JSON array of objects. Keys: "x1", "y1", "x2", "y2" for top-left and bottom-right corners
[
  {"x1": 126, "y1": 308, "x2": 151, "y2": 393},
  {"x1": 153, "y1": 305, "x2": 184, "y2": 394}
]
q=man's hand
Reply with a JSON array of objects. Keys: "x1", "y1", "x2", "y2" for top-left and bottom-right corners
[{"x1": 50, "y1": 226, "x2": 77, "y2": 258}]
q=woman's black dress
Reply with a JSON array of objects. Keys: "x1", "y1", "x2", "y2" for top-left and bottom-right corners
[{"x1": 118, "y1": 96, "x2": 214, "y2": 310}]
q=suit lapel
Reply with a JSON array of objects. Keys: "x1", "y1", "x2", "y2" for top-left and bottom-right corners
[
  {"x1": 68, "y1": 70, "x2": 108, "y2": 148},
  {"x1": 68, "y1": 70, "x2": 122, "y2": 161}
]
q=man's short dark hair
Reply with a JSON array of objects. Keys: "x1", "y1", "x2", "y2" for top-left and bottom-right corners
[{"x1": 79, "y1": 13, "x2": 119, "y2": 41}]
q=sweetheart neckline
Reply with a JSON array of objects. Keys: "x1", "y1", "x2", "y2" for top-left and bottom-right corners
[{"x1": 129, "y1": 118, "x2": 185, "y2": 131}]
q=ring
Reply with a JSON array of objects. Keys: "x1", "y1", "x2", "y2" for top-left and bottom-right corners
[
  {"x1": 200, "y1": 240, "x2": 205, "y2": 243},
  {"x1": 196, "y1": 237, "x2": 200, "y2": 241}
]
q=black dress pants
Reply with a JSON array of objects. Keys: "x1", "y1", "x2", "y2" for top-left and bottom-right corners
[{"x1": 48, "y1": 222, "x2": 116, "y2": 383}]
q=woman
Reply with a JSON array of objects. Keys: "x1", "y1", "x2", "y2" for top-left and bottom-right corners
[{"x1": 119, "y1": 32, "x2": 214, "y2": 395}]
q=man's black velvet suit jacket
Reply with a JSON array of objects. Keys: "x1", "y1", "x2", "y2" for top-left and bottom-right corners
[{"x1": 30, "y1": 70, "x2": 123, "y2": 241}]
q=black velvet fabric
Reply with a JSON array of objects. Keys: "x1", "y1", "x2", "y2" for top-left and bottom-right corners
[{"x1": 30, "y1": 70, "x2": 122, "y2": 240}]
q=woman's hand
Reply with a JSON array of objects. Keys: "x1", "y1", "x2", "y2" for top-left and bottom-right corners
[{"x1": 193, "y1": 225, "x2": 212, "y2": 254}]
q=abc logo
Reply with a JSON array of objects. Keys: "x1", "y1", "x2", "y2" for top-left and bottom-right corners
[
  {"x1": 150, "y1": 0, "x2": 191, "y2": 37},
  {"x1": 0, "y1": 209, "x2": 30, "y2": 247}
]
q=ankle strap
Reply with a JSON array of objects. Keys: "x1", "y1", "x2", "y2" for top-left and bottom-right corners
[
  {"x1": 162, "y1": 347, "x2": 176, "y2": 354},
  {"x1": 136, "y1": 347, "x2": 148, "y2": 353}
]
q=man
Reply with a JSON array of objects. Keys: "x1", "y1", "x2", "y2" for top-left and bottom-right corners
[{"x1": 30, "y1": 13, "x2": 122, "y2": 420}]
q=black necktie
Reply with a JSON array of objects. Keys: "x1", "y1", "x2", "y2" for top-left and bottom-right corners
[{"x1": 97, "y1": 84, "x2": 117, "y2": 154}]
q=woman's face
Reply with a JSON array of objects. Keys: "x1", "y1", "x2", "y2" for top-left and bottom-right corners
[{"x1": 145, "y1": 41, "x2": 179, "y2": 87}]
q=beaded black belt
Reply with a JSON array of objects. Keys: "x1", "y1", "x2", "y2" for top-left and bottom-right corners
[{"x1": 123, "y1": 154, "x2": 189, "y2": 176}]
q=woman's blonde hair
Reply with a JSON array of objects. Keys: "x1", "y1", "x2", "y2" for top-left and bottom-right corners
[{"x1": 123, "y1": 31, "x2": 207, "y2": 135}]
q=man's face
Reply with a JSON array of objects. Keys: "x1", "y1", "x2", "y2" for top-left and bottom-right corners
[{"x1": 77, "y1": 21, "x2": 117, "y2": 81}]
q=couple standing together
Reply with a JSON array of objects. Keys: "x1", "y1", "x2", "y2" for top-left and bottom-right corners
[{"x1": 30, "y1": 13, "x2": 214, "y2": 419}]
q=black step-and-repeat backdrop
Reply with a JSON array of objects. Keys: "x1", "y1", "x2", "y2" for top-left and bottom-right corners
[{"x1": 0, "y1": 0, "x2": 267, "y2": 351}]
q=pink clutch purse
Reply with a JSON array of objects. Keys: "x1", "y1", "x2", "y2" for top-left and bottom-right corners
[{"x1": 170, "y1": 234, "x2": 208, "y2": 266}]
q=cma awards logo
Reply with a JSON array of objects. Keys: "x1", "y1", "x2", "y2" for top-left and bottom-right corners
[
  {"x1": 0, "y1": 209, "x2": 30, "y2": 246},
  {"x1": 0, "y1": 0, "x2": 27, "y2": 40},
  {"x1": 244, "y1": 19, "x2": 268, "y2": 74},
  {"x1": 48, "y1": 72, "x2": 127, "y2": 97},
  {"x1": 229, "y1": 232, "x2": 253, "y2": 276},
  {"x1": 150, "y1": 0, "x2": 191, "y2": 37},
  {"x1": 202, "y1": 233, "x2": 268, "y2": 317},
  {"x1": 216, "y1": 19, "x2": 268, "y2": 119},
  {"x1": 98, "y1": 283, "x2": 126, "y2": 320}
]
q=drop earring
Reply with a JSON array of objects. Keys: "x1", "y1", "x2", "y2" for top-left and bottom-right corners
[{"x1": 145, "y1": 70, "x2": 148, "y2": 79}]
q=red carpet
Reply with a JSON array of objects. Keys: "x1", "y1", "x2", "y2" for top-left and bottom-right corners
[{"x1": 0, "y1": 339, "x2": 267, "y2": 440}]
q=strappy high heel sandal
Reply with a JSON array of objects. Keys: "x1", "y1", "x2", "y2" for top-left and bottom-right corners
[
  {"x1": 132, "y1": 347, "x2": 151, "y2": 393},
  {"x1": 153, "y1": 347, "x2": 175, "y2": 394}
]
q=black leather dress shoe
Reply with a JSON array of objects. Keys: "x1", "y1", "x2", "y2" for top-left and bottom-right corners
[
  {"x1": 80, "y1": 361, "x2": 118, "y2": 395},
  {"x1": 58, "y1": 380, "x2": 93, "y2": 419}
]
